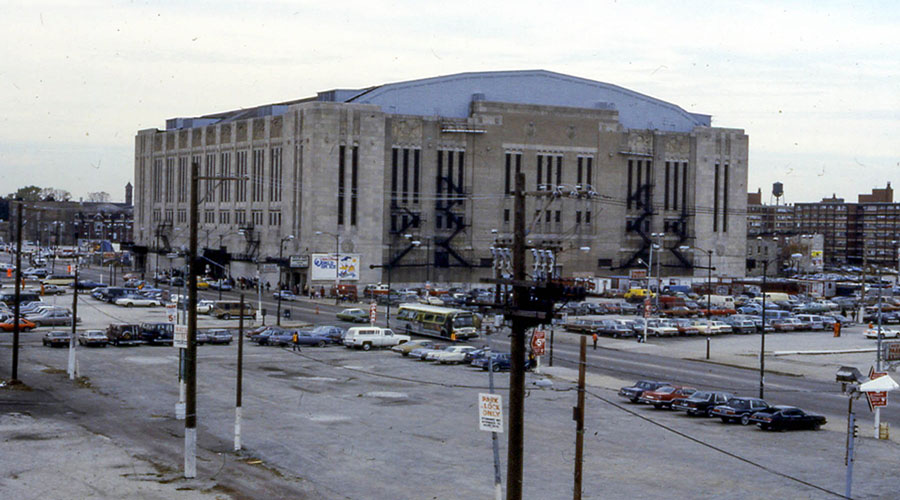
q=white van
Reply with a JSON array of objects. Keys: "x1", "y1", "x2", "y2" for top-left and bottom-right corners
[
  {"x1": 343, "y1": 327, "x2": 411, "y2": 351},
  {"x1": 701, "y1": 295, "x2": 735, "y2": 309}
]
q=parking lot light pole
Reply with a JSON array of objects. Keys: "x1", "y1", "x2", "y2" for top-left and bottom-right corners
[
  {"x1": 276, "y1": 235, "x2": 294, "y2": 326},
  {"x1": 680, "y1": 246, "x2": 714, "y2": 337}
]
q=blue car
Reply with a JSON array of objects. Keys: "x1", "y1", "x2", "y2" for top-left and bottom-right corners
[
  {"x1": 265, "y1": 330, "x2": 334, "y2": 347},
  {"x1": 470, "y1": 352, "x2": 533, "y2": 372}
]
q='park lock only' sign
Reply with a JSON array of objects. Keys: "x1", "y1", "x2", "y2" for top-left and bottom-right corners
[{"x1": 478, "y1": 393, "x2": 504, "y2": 433}]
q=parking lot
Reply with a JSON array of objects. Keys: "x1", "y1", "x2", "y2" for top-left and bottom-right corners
[{"x1": 3, "y1": 284, "x2": 900, "y2": 499}]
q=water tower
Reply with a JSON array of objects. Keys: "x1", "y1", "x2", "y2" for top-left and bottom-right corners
[{"x1": 772, "y1": 182, "x2": 784, "y2": 206}]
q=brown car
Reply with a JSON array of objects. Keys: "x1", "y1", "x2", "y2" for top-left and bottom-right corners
[{"x1": 639, "y1": 385, "x2": 698, "y2": 409}]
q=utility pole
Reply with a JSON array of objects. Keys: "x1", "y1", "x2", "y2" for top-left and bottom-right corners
[
  {"x1": 11, "y1": 202, "x2": 23, "y2": 383},
  {"x1": 184, "y1": 160, "x2": 200, "y2": 478},
  {"x1": 759, "y1": 259, "x2": 768, "y2": 399},
  {"x1": 506, "y1": 173, "x2": 527, "y2": 500},
  {"x1": 68, "y1": 258, "x2": 79, "y2": 380},
  {"x1": 235, "y1": 294, "x2": 244, "y2": 451},
  {"x1": 573, "y1": 335, "x2": 586, "y2": 500}
]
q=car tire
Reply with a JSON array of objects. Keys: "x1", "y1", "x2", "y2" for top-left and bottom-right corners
[
  {"x1": 126, "y1": 302, "x2": 134, "y2": 307},
  {"x1": 813, "y1": 423, "x2": 821, "y2": 431},
  {"x1": 653, "y1": 404, "x2": 663, "y2": 410},
  {"x1": 705, "y1": 408, "x2": 714, "y2": 418},
  {"x1": 317, "y1": 340, "x2": 326, "y2": 347},
  {"x1": 492, "y1": 364, "x2": 501, "y2": 372},
  {"x1": 740, "y1": 414, "x2": 752, "y2": 426},
  {"x1": 223, "y1": 313, "x2": 231, "y2": 320},
  {"x1": 362, "y1": 343, "x2": 371, "y2": 351},
  {"x1": 720, "y1": 417, "x2": 729, "y2": 424}
]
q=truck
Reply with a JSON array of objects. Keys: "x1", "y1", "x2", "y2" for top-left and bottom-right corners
[
  {"x1": 106, "y1": 323, "x2": 143, "y2": 346},
  {"x1": 343, "y1": 326, "x2": 411, "y2": 351}
]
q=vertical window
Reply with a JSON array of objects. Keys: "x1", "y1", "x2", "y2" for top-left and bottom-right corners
[
  {"x1": 576, "y1": 211, "x2": 582, "y2": 224},
  {"x1": 554, "y1": 156, "x2": 561, "y2": 186},
  {"x1": 165, "y1": 158, "x2": 175, "y2": 203},
  {"x1": 713, "y1": 162, "x2": 720, "y2": 232},
  {"x1": 391, "y1": 148, "x2": 398, "y2": 203},
  {"x1": 235, "y1": 151, "x2": 248, "y2": 202},
  {"x1": 555, "y1": 210, "x2": 561, "y2": 223},
  {"x1": 635, "y1": 160, "x2": 642, "y2": 208},
  {"x1": 252, "y1": 149, "x2": 264, "y2": 202},
  {"x1": 664, "y1": 161, "x2": 670, "y2": 210},
  {"x1": 446, "y1": 150, "x2": 454, "y2": 197},
  {"x1": 723, "y1": 163, "x2": 729, "y2": 232},
  {"x1": 586, "y1": 157, "x2": 592, "y2": 187},
  {"x1": 153, "y1": 159, "x2": 162, "y2": 202},
  {"x1": 205, "y1": 154, "x2": 216, "y2": 203},
  {"x1": 682, "y1": 162, "x2": 688, "y2": 212},
  {"x1": 456, "y1": 151, "x2": 464, "y2": 197},
  {"x1": 402, "y1": 149, "x2": 409, "y2": 204},
  {"x1": 577, "y1": 157, "x2": 583, "y2": 184},
  {"x1": 351, "y1": 146, "x2": 358, "y2": 225},
  {"x1": 220, "y1": 152, "x2": 232, "y2": 202},
  {"x1": 586, "y1": 211, "x2": 592, "y2": 224},
  {"x1": 338, "y1": 145, "x2": 345, "y2": 225},
  {"x1": 627, "y1": 160, "x2": 633, "y2": 209},
  {"x1": 536, "y1": 155, "x2": 543, "y2": 190},
  {"x1": 504, "y1": 153, "x2": 511, "y2": 195},
  {"x1": 503, "y1": 209, "x2": 510, "y2": 223},
  {"x1": 645, "y1": 161, "x2": 652, "y2": 208},
  {"x1": 177, "y1": 158, "x2": 187, "y2": 203},
  {"x1": 269, "y1": 146, "x2": 282, "y2": 202},
  {"x1": 545, "y1": 210, "x2": 551, "y2": 222},
  {"x1": 672, "y1": 162, "x2": 679, "y2": 211},
  {"x1": 413, "y1": 149, "x2": 420, "y2": 204}
]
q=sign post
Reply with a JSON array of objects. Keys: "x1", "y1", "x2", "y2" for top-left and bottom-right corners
[
  {"x1": 481, "y1": 348, "x2": 503, "y2": 500},
  {"x1": 369, "y1": 302, "x2": 377, "y2": 325},
  {"x1": 866, "y1": 367, "x2": 889, "y2": 412}
]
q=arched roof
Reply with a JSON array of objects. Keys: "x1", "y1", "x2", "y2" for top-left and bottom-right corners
[{"x1": 340, "y1": 70, "x2": 710, "y2": 132}]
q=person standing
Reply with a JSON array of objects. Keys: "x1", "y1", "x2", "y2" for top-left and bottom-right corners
[
  {"x1": 592, "y1": 332, "x2": 598, "y2": 350},
  {"x1": 292, "y1": 331, "x2": 301, "y2": 352}
]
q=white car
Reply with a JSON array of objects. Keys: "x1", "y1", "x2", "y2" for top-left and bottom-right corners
[
  {"x1": 274, "y1": 290, "x2": 298, "y2": 301},
  {"x1": 864, "y1": 328, "x2": 900, "y2": 339},
  {"x1": 197, "y1": 300, "x2": 216, "y2": 314},
  {"x1": 115, "y1": 295, "x2": 162, "y2": 307},
  {"x1": 431, "y1": 345, "x2": 477, "y2": 364}
]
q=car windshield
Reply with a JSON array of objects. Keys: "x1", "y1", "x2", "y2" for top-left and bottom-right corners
[
  {"x1": 691, "y1": 391, "x2": 711, "y2": 400},
  {"x1": 453, "y1": 315, "x2": 475, "y2": 327},
  {"x1": 654, "y1": 387, "x2": 675, "y2": 394}
]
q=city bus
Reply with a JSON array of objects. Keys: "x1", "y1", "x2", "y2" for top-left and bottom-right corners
[{"x1": 394, "y1": 303, "x2": 479, "y2": 340}]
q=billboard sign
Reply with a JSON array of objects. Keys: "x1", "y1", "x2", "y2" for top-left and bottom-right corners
[{"x1": 311, "y1": 253, "x2": 360, "y2": 281}]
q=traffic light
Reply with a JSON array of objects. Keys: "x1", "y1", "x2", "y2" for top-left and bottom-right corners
[{"x1": 853, "y1": 425, "x2": 859, "y2": 438}]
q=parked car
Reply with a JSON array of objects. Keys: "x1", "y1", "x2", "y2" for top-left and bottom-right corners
[
  {"x1": 669, "y1": 318, "x2": 699, "y2": 336},
  {"x1": 409, "y1": 344, "x2": 448, "y2": 360},
  {"x1": 693, "y1": 321, "x2": 732, "y2": 335},
  {"x1": 0, "y1": 316, "x2": 37, "y2": 332},
  {"x1": 77, "y1": 330, "x2": 108, "y2": 347},
  {"x1": 431, "y1": 345, "x2": 477, "y2": 364},
  {"x1": 40, "y1": 284, "x2": 66, "y2": 295},
  {"x1": 671, "y1": 391, "x2": 734, "y2": 417},
  {"x1": 139, "y1": 323, "x2": 174, "y2": 345},
  {"x1": 725, "y1": 318, "x2": 757, "y2": 334},
  {"x1": 250, "y1": 326, "x2": 289, "y2": 345},
  {"x1": 343, "y1": 326, "x2": 410, "y2": 350},
  {"x1": 711, "y1": 397, "x2": 771, "y2": 425},
  {"x1": 115, "y1": 295, "x2": 162, "y2": 307},
  {"x1": 392, "y1": 339, "x2": 437, "y2": 356},
  {"x1": 639, "y1": 385, "x2": 698, "y2": 409},
  {"x1": 336, "y1": 308, "x2": 368, "y2": 323},
  {"x1": 26, "y1": 309, "x2": 76, "y2": 327},
  {"x1": 106, "y1": 323, "x2": 142, "y2": 346},
  {"x1": 749, "y1": 406, "x2": 826, "y2": 431},
  {"x1": 292, "y1": 330, "x2": 337, "y2": 347},
  {"x1": 618, "y1": 380, "x2": 671, "y2": 403},
  {"x1": 864, "y1": 327, "x2": 900, "y2": 339},
  {"x1": 470, "y1": 352, "x2": 532, "y2": 371},
  {"x1": 197, "y1": 300, "x2": 216, "y2": 314},
  {"x1": 42, "y1": 330, "x2": 71, "y2": 347},
  {"x1": 299, "y1": 325, "x2": 345, "y2": 344},
  {"x1": 73, "y1": 280, "x2": 106, "y2": 290},
  {"x1": 211, "y1": 300, "x2": 257, "y2": 320}
]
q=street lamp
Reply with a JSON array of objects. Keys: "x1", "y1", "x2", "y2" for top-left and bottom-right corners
[
  {"x1": 276, "y1": 234, "x2": 295, "y2": 326},
  {"x1": 315, "y1": 230, "x2": 341, "y2": 304}
]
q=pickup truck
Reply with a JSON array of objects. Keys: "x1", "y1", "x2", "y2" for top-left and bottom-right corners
[{"x1": 343, "y1": 327, "x2": 410, "y2": 351}]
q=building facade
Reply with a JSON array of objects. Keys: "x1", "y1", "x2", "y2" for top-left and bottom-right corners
[
  {"x1": 133, "y1": 70, "x2": 749, "y2": 288},
  {"x1": 795, "y1": 183, "x2": 899, "y2": 269}
]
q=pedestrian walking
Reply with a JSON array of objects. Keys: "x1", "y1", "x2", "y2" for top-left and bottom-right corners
[
  {"x1": 592, "y1": 332, "x2": 598, "y2": 350},
  {"x1": 292, "y1": 331, "x2": 301, "y2": 352}
]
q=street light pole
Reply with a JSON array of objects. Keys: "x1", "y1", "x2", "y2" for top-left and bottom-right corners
[{"x1": 276, "y1": 235, "x2": 294, "y2": 326}]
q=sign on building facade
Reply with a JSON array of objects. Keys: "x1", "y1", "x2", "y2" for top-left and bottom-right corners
[{"x1": 310, "y1": 253, "x2": 360, "y2": 281}]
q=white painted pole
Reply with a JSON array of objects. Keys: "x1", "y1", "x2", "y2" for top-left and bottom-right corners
[{"x1": 185, "y1": 427, "x2": 197, "y2": 478}]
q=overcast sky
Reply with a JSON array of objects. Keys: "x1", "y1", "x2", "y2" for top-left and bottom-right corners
[{"x1": 2, "y1": 0, "x2": 897, "y2": 204}]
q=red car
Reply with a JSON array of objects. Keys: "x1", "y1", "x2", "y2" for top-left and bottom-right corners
[
  {"x1": 639, "y1": 385, "x2": 697, "y2": 409},
  {"x1": 0, "y1": 317, "x2": 37, "y2": 332}
]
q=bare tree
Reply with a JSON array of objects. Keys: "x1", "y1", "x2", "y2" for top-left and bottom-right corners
[
  {"x1": 87, "y1": 191, "x2": 111, "y2": 202},
  {"x1": 40, "y1": 187, "x2": 72, "y2": 202}
]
